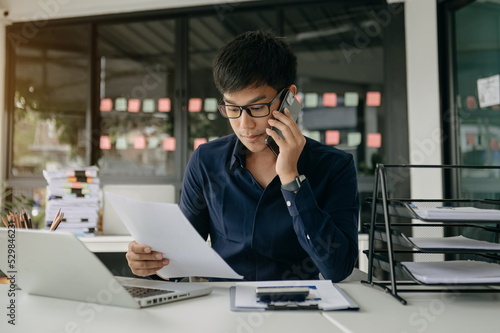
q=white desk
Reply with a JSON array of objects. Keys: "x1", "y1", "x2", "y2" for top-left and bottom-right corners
[
  {"x1": 0, "y1": 283, "x2": 341, "y2": 333},
  {"x1": 324, "y1": 282, "x2": 500, "y2": 332},
  {"x1": 1, "y1": 281, "x2": 499, "y2": 333}
]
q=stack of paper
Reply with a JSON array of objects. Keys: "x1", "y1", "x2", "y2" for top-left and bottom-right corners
[{"x1": 43, "y1": 166, "x2": 100, "y2": 237}]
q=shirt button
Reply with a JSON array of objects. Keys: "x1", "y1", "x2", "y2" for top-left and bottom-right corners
[
  {"x1": 307, "y1": 234, "x2": 311, "y2": 240},
  {"x1": 286, "y1": 201, "x2": 292, "y2": 207}
]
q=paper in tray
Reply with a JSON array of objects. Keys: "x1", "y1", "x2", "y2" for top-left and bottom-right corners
[
  {"x1": 409, "y1": 206, "x2": 500, "y2": 221},
  {"x1": 408, "y1": 235, "x2": 500, "y2": 250},
  {"x1": 401, "y1": 261, "x2": 500, "y2": 284}
]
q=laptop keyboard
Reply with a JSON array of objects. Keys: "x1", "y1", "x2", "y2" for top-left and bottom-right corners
[{"x1": 124, "y1": 285, "x2": 175, "y2": 299}]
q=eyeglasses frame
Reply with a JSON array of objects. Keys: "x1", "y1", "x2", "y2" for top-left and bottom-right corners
[{"x1": 217, "y1": 88, "x2": 286, "y2": 119}]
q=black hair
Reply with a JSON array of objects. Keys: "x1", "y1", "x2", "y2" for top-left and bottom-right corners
[{"x1": 212, "y1": 30, "x2": 297, "y2": 94}]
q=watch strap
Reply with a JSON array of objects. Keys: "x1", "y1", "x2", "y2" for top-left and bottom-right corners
[{"x1": 281, "y1": 175, "x2": 306, "y2": 192}]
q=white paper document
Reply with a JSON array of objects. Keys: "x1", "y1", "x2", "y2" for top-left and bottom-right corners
[
  {"x1": 105, "y1": 192, "x2": 243, "y2": 279},
  {"x1": 410, "y1": 206, "x2": 500, "y2": 221},
  {"x1": 402, "y1": 261, "x2": 500, "y2": 284},
  {"x1": 477, "y1": 74, "x2": 500, "y2": 108},
  {"x1": 233, "y1": 280, "x2": 357, "y2": 311},
  {"x1": 408, "y1": 235, "x2": 500, "y2": 250}
]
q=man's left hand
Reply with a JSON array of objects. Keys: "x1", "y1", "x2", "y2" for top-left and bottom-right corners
[{"x1": 266, "y1": 108, "x2": 306, "y2": 185}]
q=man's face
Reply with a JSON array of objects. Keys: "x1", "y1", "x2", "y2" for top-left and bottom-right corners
[{"x1": 223, "y1": 85, "x2": 281, "y2": 155}]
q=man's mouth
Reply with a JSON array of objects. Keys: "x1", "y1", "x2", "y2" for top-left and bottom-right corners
[{"x1": 242, "y1": 133, "x2": 263, "y2": 142}]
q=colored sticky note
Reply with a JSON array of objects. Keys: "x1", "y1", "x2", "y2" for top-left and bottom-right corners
[
  {"x1": 367, "y1": 133, "x2": 382, "y2": 148},
  {"x1": 366, "y1": 91, "x2": 381, "y2": 107},
  {"x1": 128, "y1": 99, "x2": 141, "y2": 113},
  {"x1": 466, "y1": 96, "x2": 477, "y2": 109},
  {"x1": 306, "y1": 131, "x2": 321, "y2": 142},
  {"x1": 147, "y1": 136, "x2": 159, "y2": 148},
  {"x1": 163, "y1": 137, "x2": 176, "y2": 151},
  {"x1": 115, "y1": 98, "x2": 127, "y2": 111},
  {"x1": 467, "y1": 133, "x2": 476, "y2": 146},
  {"x1": 323, "y1": 93, "x2": 337, "y2": 107},
  {"x1": 134, "y1": 136, "x2": 146, "y2": 149},
  {"x1": 99, "y1": 136, "x2": 111, "y2": 150},
  {"x1": 325, "y1": 130, "x2": 340, "y2": 145},
  {"x1": 491, "y1": 138, "x2": 499, "y2": 150},
  {"x1": 204, "y1": 98, "x2": 218, "y2": 112},
  {"x1": 116, "y1": 136, "x2": 127, "y2": 150},
  {"x1": 189, "y1": 98, "x2": 203, "y2": 112},
  {"x1": 143, "y1": 99, "x2": 155, "y2": 113},
  {"x1": 158, "y1": 98, "x2": 171, "y2": 112},
  {"x1": 304, "y1": 93, "x2": 319, "y2": 108},
  {"x1": 194, "y1": 138, "x2": 208, "y2": 150},
  {"x1": 344, "y1": 92, "x2": 359, "y2": 107},
  {"x1": 347, "y1": 132, "x2": 362, "y2": 146},
  {"x1": 100, "y1": 98, "x2": 113, "y2": 112}
]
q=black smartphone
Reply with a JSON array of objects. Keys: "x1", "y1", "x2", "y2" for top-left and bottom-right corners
[
  {"x1": 265, "y1": 89, "x2": 302, "y2": 156},
  {"x1": 256, "y1": 286, "x2": 310, "y2": 303}
]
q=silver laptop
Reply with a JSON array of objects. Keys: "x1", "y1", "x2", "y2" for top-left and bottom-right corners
[{"x1": 0, "y1": 229, "x2": 212, "y2": 308}]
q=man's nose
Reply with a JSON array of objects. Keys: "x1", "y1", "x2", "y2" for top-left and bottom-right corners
[{"x1": 239, "y1": 108, "x2": 256, "y2": 127}]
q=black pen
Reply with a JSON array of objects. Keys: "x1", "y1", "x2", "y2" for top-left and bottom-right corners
[
  {"x1": 22, "y1": 208, "x2": 32, "y2": 229},
  {"x1": 266, "y1": 304, "x2": 319, "y2": 310},
  {"x1": 20, "y1": 212, "x2": 28, "y2": 229}
]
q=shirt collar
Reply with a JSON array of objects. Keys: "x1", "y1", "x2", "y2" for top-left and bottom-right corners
[
  {"x1": 229, "y1": 136, "x2": 248, "y2": 171},
  {"x1": 229, "y1": 135, "x2": 312, "y2": 173}
]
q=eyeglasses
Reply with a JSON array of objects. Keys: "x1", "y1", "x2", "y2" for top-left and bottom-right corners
[{"x1": 217, "y1": 88, "x2": 286, "y2": 119}]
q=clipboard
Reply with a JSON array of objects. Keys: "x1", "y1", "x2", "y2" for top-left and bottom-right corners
[{"x1": 229, "y1": 281, "x2": 359, "y2": 312}]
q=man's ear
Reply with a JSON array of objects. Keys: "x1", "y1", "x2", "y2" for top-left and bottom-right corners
[{"x1": 288, "y1": 84, "x2": 297, "y2": 95}]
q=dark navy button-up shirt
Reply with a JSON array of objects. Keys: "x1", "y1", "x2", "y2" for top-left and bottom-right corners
[{"x1": 179, "y1": 134, "x2": 359, "y2": 282}]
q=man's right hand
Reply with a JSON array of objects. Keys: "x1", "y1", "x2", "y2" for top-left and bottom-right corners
[{"x1": 126, "y1": 241, "x2": 169, "y2": 277}]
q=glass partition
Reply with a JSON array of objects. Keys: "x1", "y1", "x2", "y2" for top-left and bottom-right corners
[
  {"x1": 284, "y1": 3, "x2": 386, "y2": 176},
  {"x1": 6, "y1": 2, "x2": 407, "y2": 237},
  {"x1": 454, "y1": 1, "x2": 500, "y2": 199},
  {"x1": 96, "y1": 20, "x2": 176, "y2": 177},
  {"x1": 12, "y1": 25, "x2": 90, "y2": 176}
]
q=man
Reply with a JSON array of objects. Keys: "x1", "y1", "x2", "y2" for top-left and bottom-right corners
[{"x1": 126, "y1": 30, "x2": 359, "y2": 282}]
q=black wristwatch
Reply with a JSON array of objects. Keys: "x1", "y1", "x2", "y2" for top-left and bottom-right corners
[{"x1": 281, "y1": 175, "x2": 306, "y2": 192}]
